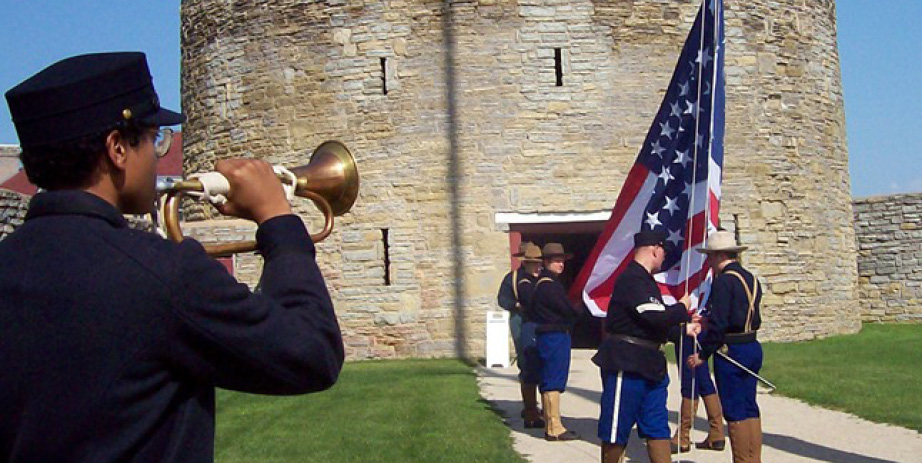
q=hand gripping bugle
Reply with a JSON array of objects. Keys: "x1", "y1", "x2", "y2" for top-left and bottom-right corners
[{"x1": 156, "y1": 141, "x2": 359, "y2": 256}]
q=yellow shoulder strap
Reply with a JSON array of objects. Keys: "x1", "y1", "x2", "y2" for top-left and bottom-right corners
[{"x1": 723, "y1": 270, "x2": 759, "y2": 332}]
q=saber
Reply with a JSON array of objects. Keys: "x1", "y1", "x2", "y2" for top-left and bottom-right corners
[{"x1": 696, "y1": 340, "x2": 777, "y2": 393}]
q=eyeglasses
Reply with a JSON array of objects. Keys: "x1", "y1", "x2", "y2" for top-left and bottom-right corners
[{"x1": 152, "y1": 127, "x2": 174, "y2": 158}]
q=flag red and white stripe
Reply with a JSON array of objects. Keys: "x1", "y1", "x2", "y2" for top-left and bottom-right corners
[{"x1": 570, "y1": 0, "x2": 726, "y2": 317}]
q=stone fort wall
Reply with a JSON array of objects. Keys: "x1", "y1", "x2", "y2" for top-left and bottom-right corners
[
  {"x1": 179, "y1": 0, "x2": 858, "y2": 358},
  {"x1": 853, "y1": 194, "x2": 922, "y2": 323},
  {"x1": 5, "y1": 188, "x2": 919, "y2": 333}
]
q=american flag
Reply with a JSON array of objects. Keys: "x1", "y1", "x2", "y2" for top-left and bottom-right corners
[{"x1": 571, "y1": 0, "x2": 725, "y2": 317}]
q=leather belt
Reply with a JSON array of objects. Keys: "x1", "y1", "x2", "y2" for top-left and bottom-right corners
[
  {"x1": 725, "y1": 331, "x2": 757, "y2": 344},
  {"x1": 610, "y1": 334, "x2": 661, "y2": 350},
  {"x1": 536, "y1": 324, "x2": 570, "y2": 334}
]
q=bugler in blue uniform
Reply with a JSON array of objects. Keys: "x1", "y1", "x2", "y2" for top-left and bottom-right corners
[{"x1": 1, "y1": 52, "x2": 344, "y2": 463}]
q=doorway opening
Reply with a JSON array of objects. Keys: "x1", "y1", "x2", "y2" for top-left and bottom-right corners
[{"x1": 509, "y1": 220, "x2": 606, "y2": 349}]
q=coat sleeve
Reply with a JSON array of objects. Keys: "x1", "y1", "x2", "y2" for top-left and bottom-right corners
[
  {"x1": 623, "y1": 278, "x2": 689, "y2": 336},
  {"x1": 497, "y1": 272, "x2": 518, "y2": 311},
  {"x1": 545, "y1": 280, "x2": 582, "y2": 323},
  {"x1": 698, "y1": 276, "x2": 731, "y2": 361},
  {"x1": 516, "y1": 277, "x2": 534, "y2": 313},
  {"x1": 169, "y1": 215, "x2": 344, "y2": 395}
]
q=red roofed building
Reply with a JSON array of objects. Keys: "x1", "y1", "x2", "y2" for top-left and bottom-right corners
[
  {"x1": 0, "y1": 145, "x2": 31, "y2": 195},
  {"x1": 157, "y1": 131, "x2": 183, "y2": 178},
  {"x1": 0, "y1": 170, "x2": 37, "y2": 196},
  {"x1": 0, "y1": 133, "x2": 238, "y2": 274}
]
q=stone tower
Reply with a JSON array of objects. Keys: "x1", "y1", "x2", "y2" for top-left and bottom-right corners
[{"x1": 180, "y1": 0, "x2": 858, "y2": 359}]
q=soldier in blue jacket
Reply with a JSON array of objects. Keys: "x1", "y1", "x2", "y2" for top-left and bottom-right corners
[
  {"x1": 529, "y1": 242, "x2": 581, "y2": 441},
  {"x1": 671, "y1": 328, "x2": 725, "y2": 454},
  {"x1": 687, "y1": 230, "x2": 763, "y2": 463},
  {"x1": 496, "y1": 242, "x2": 544, "y2": 428},
  {"x1": 593, "y1": 230, "x2": 700, "y2": 463},
  {"x1": 0, "y1": 52, "x2": 344, "y2": 463}
]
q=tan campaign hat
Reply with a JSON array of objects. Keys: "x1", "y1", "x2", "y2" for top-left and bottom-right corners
[
  {"x1": 696, "y1": 230, "x2": 748, "y2": 254},
  {"x1": 512, "y1": 241, "x2": 534, "y2": 258},
  {"x1": 541, "y1": 242, "x2": 573, "y2": 260},
  {"x1": 519, "y1": 243, "x2": 543, "y2": 263}
]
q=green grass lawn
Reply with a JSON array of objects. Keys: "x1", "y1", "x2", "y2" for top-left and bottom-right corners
[
  {"x1": 760, "y1": 323, "x2": 922, "y2": 432},
  {"x1": 214, "y1": 325, "x2": 920, "y2": 462},
  {"x1": 666, "y1": 324, "x2": 921, "y2": 431},
  {"x1": 215, "y1": 358, "x2": 525, "y2": 463}
]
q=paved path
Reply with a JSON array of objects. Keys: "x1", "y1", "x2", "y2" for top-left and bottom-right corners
[{"x1": 478, "y1": 349, "x2": 922, "y2": 463}]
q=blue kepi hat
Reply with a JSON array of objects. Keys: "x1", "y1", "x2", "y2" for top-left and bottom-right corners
[
  {"x1": 5, "y1": 52, "x2": 184, "y2": 148},
  {"x1": 633, "y1": 230, "x2": 668, "y2": 249}
]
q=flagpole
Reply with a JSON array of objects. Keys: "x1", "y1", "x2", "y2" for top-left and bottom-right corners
[
  {"x1": 681, "y1": 0, "x2": 706, "y2": 448},
  {"x1": 681, "y1": 2, "x2": 716, "y2": 456},
  {"x1": 692, "y1": 1, "x2": 723, "y2": 455},
  {"x1": 687, "y1": 0, "x2": 710, "y2": 301},
  {"x1": 702, "y1": 1, "x2": 722, "y2": 293},
  {"x1": 705, "y1": 0, "x2": 722, "y2": 288}
]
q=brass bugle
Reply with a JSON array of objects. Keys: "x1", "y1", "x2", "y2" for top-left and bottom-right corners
[{"x1": 159, "y1": 141, "x2": 359, "y2": 256}]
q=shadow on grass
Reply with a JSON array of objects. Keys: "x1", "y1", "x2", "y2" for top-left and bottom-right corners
[
  {"x1": 479, "y1": 367, "x2": 901, "y2": 463},
  {"x1": 460, "y1": 357, "x2": 483, "y2": 369}
]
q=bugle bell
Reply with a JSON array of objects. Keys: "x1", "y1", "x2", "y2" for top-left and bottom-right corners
[{"x1": 158, "y1": 140, "x2": 359, "y2": 256}]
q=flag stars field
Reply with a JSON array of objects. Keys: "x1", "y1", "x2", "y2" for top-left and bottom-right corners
[{"x1": 573, "y1": 0, "x2": 725, "y2": 312}]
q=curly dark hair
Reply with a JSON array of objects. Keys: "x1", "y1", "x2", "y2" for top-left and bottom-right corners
[{"x1": 20, "y1": 125, "x2": 144, "y2": 190}]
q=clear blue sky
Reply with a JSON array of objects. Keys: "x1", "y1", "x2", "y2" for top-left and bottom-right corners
[{"x1": 0, "y1": 1, "x2": 917, "y2": 197}]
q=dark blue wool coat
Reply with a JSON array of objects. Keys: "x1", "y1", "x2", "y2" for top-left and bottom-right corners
[{"x1": 0, "y1": 190, "x2": 343, "y2": 463}]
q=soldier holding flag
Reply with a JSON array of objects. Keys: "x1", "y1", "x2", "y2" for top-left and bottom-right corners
[
  {"x1": 571, "y1": 0, "x2": 728, "y2": 458},
  {"x1": 593, "y1": 230, "x2": 701, "y2": 463}
]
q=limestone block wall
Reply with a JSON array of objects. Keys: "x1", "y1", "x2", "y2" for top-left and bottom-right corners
[
  {"x1": 181, "y1": 219, "x2": 263, "y2": 284},
  {"x1": 718, "y1": 0, "x2": 859, "y2": 340},
  {"x1": 853, "y1": 194, "x2": 922, "y2": 322},
  {"x1": 180, "y1": 0, "x2": 859, "y2": 358}
]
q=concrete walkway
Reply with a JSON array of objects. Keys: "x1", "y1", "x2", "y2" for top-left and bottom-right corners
[{"x1": 478, "y1": 349, "x2": 922, "y2": 463}]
